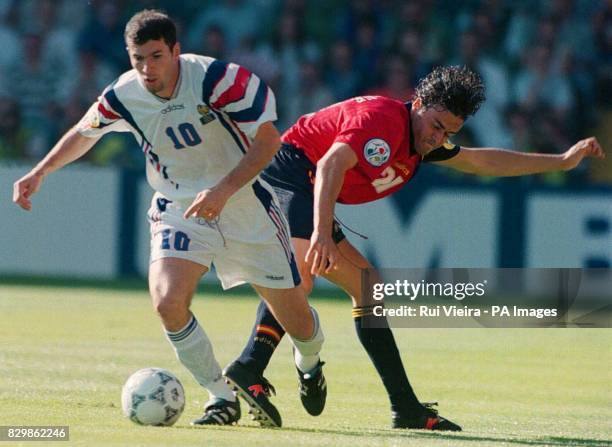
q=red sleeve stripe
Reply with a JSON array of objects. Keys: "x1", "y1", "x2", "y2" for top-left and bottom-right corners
[
  {"x1": 235, "y1": 125, "x2": 250, "y2": 148},
  {"x1": 212, "y1": 67, "x2": 251, "y2": 109},
  {"x1": 97, "y1": 101, "x2": 121, "y2": 120}
]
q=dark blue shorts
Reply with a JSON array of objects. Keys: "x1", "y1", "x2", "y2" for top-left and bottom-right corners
[{"x1": 261, "y1": 143, "x2": 346, "y2": 243}]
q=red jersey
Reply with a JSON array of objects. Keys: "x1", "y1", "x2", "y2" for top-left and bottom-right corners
[{"x1": 282, "y1": 96, "x2": 425, "y2": 204}]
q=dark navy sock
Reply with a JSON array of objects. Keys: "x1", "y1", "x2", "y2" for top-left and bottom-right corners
[
  {"x1": 237, "y1": 300, "x2": 286, "y2": 376},
  {"x1": 353, "y1": 306, "x2": 423, "y2": 417}
]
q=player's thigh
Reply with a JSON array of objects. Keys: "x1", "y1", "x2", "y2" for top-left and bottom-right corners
[
  {"x1": 252, "y1": 284, "x2": 313, "y2": 340},
  {"x1": 148, "y1": 257, "x2": 208, "y2": 310},
  {"x1": 322, "y1": 238, "x2": 375, "y2": 307},
  {"x1": 147, "y1": 195, "x2": 218, "y2": 309}
]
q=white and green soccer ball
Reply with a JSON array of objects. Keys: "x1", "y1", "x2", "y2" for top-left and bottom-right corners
[{"x1": 121, "y1": 367, "x2": 185, "y2": 426}]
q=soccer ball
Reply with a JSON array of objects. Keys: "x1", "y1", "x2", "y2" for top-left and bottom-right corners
[{"x1": 121, "y1": 367, "x2": 185, "y2": 426}]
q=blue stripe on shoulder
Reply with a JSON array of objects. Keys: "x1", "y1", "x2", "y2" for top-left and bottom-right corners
[
  {"x1": 201, "y1": 59, "x2": 228, "y2": 105},
  {"x1": 227, "y1": 81, "x2": 267, "y2": 123},
  {"x1": 214, "y1": 110, "x2": 247, "y2": 154},
  {"x1": 104, "y1": 89, "x2": 151, "y2": 145}
]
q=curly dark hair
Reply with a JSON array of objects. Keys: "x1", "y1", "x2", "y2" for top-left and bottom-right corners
[
  {"x1": 414, "y1": 66, "x2": 485, "y2": 119},
  {"x1": 124, "y1": 9, "x2": 176, "y2": 49}
]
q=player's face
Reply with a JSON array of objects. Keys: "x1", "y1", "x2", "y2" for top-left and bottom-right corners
[
  {"x1": 127, "y1": 39, "x2": 180, "y2": 98},
  {"x1": 411, "y1": 97, "x2": 464, "y2": 155}
]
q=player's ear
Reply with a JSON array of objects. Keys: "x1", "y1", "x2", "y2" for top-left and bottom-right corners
[
  {"x1": 413, "y1": 97, "x2": 422, "y2": 110},
  {"x1": 172, "y1": 42, "x2": 181, "y2": 59}
]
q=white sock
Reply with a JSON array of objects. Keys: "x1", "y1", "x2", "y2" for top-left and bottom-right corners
[
  {"x1": 294, "y1": 348, "x2": 319, "y2": 374},
  {"x1": 291, "y1": 307, "x2": 324, "y2": 374},
  {"x1": 165, "y1": 315, "x2": 235, "y2": 402}
]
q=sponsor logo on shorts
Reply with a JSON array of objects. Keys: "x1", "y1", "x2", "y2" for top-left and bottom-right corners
[
  {"x1": 265, "y1": 275, "x2": 285, "y2": 281},
  {"x1": 364, "y1": 138, "x2": 391, "y2": 166}
]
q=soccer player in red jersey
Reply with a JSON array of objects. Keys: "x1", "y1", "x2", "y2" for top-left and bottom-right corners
[{"x1": 224, "y1": 66, "x2": 604, "y2": 430}]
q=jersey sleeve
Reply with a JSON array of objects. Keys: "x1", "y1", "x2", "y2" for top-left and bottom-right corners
[
  {"x1": 76, "y1": 87, "x2": 132, "y2": 138},
  {"x1": 201, "y1": 60, "x2": 277, "y2": 139},
  {"x1": 422, "y1": 141, "x2": 461, "y2": 163},
  {"x1": 333, "y1": 114, "x2": 400, "y2": 179}
]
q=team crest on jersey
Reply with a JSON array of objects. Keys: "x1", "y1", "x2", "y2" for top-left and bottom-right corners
[
  {"x1": 197, "y1": 104, "x2": 216, "y2": 125},
  {"x1": 364, "y1": 138, "x2": 391, "y2": 166}
]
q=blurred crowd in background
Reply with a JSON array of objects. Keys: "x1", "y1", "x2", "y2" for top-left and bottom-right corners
[{"x1": 0, "y1": 0, "x2": 610, "y2": 184}]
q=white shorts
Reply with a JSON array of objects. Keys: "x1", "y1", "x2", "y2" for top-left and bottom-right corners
[{"x1": 148, "y1": 181, "x2": 301, "y2": 290}]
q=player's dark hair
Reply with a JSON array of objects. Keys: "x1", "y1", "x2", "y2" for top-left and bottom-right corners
[
  {"x1": 414, "y1": 66, "x2": 485, "y2": 120},
  {"x1": 124, "y1": 9, "x2": 176, "y2": 49}
]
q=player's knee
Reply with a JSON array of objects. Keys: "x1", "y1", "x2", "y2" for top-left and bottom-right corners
[
  {"x1": 150, "y1": 284, "x2": 189, "y2": 320},
  {"x1": 153, "y1": 298, "x2": 179, "y2": 320}
]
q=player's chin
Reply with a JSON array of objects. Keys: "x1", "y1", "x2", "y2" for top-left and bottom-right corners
[
  {"x1": 144, "y1": 80, "x2": 161, "y2": 93},
  {"x1": 414, "y1": 144, "x2": 429, "y2": 155}
]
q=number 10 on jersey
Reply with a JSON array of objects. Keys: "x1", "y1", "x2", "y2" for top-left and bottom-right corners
[{"x1": 165, "y1": 123, "x2": 202, "y2": 149}]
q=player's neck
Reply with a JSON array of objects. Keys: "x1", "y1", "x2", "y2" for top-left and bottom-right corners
[{"x1": 157, "y1": 61, "x2": 181, "y2": 100}]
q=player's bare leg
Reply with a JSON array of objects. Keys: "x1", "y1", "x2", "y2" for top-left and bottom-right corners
[
  {"x1": 149, "y1": 257, "x2": 206, "y2": 330},
  {"x1": 292, "y1": 237, "x2": 376, "y2": 306},
  {"x1": 149, "y1": 257, "x2": 240, "y2": 425},
  {"x1": 252, "y1": 285, "x2": 314, "y2": 339},
  {"x1": 291, "y1": 238, "x2": 316, "y2": 296}
]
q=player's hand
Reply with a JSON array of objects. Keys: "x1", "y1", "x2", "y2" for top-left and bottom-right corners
[
  {"x1": 305, "y1": 230, "x2": 339, "y2": 276},
  {"x1": 183, "y1": 186, "x2": 231, "y2": 220},
  {"x1": 561, "y1": 137, "x2": 605, "y2": 171},
  {"x1": 13, "y1": 171, "x2": 44, "y2": 211}
]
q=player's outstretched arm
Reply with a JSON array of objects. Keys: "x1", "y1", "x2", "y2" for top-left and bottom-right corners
[
  {"x1": 13, "y1": 128, "x2": 100, "y2": 211},
  {"x1": 184, "y1": 121, "x2": 281, "y2": 220},
  {"x1": 433, "y1": 137, "x2": 605, "y2": 177},
  {"x1": 307, "y1": 143, "x2": 358, "y2": 275}
]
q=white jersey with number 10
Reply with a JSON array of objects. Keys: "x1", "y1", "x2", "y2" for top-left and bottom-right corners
[{"x1": 77, "y1": 53, "x2": 277, "y2": 204}]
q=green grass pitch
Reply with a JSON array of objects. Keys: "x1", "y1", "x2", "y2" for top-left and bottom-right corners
[{"x1": 0, "y1": 282, "x2": 610, "y2": 446}]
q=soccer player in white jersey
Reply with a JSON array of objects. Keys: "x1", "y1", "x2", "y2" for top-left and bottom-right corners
[{"x1": 12, "y1": 9, "x2": 324, "y2": 427}]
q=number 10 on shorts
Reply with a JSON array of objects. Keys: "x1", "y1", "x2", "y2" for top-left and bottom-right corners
[{"x1": 161, "y1": 229, "x2": 191, "y2": 251}]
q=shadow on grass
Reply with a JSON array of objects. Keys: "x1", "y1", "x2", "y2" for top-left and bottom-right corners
[{"x1": 178, "y1": 424, "x2": 611, "y2": 446}]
